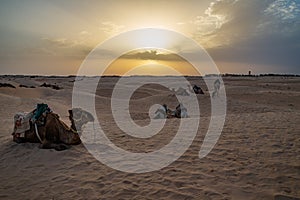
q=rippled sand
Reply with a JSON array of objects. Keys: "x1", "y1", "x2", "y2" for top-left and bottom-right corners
[{"x1": 0, "y1": 75, "x2": 299, "y2": 200}]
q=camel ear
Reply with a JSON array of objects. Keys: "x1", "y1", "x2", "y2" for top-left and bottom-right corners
[{"x1": 68, "y1": 110, "x2": 73, "y2": 117}]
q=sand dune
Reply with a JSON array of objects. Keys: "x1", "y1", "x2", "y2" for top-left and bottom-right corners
[{"x1": 0, "y1": 76, "x2": 299, "y2": 200}]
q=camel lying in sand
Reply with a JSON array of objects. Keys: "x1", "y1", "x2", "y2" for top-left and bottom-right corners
[
  {"x1": 188, "y1": 84, "x2": 204, "y2": 94},
  {"x1": 174, "y1": 103, "x2": 188, "y2": 118},
  {"x1": 174, "y1": 87, "x2": 190, "y2": 96},
  {"x1": 12, "y1": 108, "x2": 94, "y2": 151},
  {"x1": 154, "y1": 104, "x2": 168, "y2": 119},
  {"x1": 154, "y1": 103, "x2": 188, "y2": 119}
]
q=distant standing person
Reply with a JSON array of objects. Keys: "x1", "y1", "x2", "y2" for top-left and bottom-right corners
[{"x1": 212, "y1": 79, "x2": 220, "y2": 98}]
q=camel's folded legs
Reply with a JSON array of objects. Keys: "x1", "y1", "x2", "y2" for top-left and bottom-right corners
[
  {"x1": 14, "y1": 137, "x2": 26, "y2": 143},
  {"x1": 39, "y1": 139, "x2": 70, "y2": 151}
]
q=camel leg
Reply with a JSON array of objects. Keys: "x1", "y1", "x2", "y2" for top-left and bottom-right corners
[
  {"x1": 13, "y1": 137, "x2": 27, "y2": 143},
  {"x1": 39, "y1": 140, "x2": 70, "y2": 151},
  {"x1": 212, "y1": 90, "x2": 216, "y2": 98}
]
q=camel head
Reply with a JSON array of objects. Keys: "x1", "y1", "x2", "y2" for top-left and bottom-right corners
[{"x1": 68, "y1": 108, "x2": 94, "y2": 133}]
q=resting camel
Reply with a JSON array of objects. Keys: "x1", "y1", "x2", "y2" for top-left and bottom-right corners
[
  {"x1": 175, "y1": 87, "x2": 190, "y2": 96},
  {"x1": 174, "y1": 103, "x2": 189, "y2": 118},
  {"x1": 153, "y1": 103, "x2": 189, "y2": 119},
  {"x1": 188, "y1": 84, "x2": 204, "y2": 94},
  {"x1": 12, "y1": 108, "x2": 94, "y2": 151},
  {"x1": 154, "y1": 104, "x2": 168, "y2": 119},
  {"x1": 212, "y1": 79, "x2": 221, "y2": 98}
]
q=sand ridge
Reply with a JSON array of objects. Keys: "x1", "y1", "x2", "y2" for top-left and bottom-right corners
[{"x1": 0, "y1": 76, "x2": 299, "y2": 200}]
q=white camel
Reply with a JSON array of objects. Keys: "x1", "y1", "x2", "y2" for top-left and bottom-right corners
[
  {"x1": 212, "y1": 79, "x2": 221, "y2": 98},
  {"x1": 154, "y1": 104, "x2": 168, "y2": 119}
]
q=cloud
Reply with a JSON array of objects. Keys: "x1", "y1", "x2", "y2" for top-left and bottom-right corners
[
  {"x1": 193, "y1": 0, "x2": 273, "y2": 47},
  {"x1": 264, "y1": 0, "x2": 300, "y2": 21},
  {"x1": 79, "y1": 30, "x2": 91, "y2": 36},
  {"x1": 41, "y1": 37, "x2": 93, "y2": 58},
  {"x1": 193, "y1": 0, "x2": 300, "y2": 46},
  {"x1": 191, "y1": 0, "x2": 300, "y2": 73},
  {"x1": 42, "y1": 38, "x2": 78, "y2": 48},
  {"x1": 120, "y1": 50, "x2": 182, "y2": 61},
  {"x1": 258, "y1": 0, "x2": 300, "y2": 35},
  {"x1": 38, "y1": 30, "x2": 98, "y2": 57},
  {"x1": 99, "y1": 21, "x2": 124, "y2": 35},
  {"x1": 176, "y1": 22, "x2": 186, "y2": 26},
  {"x1": 192, "y1": 1, "x2": 227, "y2": 37}
]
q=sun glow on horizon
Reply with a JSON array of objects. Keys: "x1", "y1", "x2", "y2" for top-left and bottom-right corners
[
  {"x1": 0, "y1": 1, "x2": 299, "y2": 75},
  {"x1": 131, "y1": 29, "x2": 173, "y2": 49},
  {"x1": 102, "y1": 49, "x2": 201, "y2": 76}
]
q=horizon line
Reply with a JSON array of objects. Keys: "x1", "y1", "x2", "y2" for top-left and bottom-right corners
[{"x1": 1, "y1": 73, "x2": 300, "y2": 78}]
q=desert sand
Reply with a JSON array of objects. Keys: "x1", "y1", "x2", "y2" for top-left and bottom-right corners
[{"x1": 0, "y1": 75, "x2": 299, "y2": 200}]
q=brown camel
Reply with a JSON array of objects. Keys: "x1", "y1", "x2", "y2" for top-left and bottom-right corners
[{"x1": 13, "y1": 108, "x2": 94, "y2": 151}]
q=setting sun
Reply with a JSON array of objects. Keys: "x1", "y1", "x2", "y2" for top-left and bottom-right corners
[{"x1": 131, "y1": 29, "x2": 173, "y2": 49}]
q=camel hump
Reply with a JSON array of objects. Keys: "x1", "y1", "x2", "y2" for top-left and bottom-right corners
[{"x1": 46, "y1": 112, "x2": 60, "y2": 120}]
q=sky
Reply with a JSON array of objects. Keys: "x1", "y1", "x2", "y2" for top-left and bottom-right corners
[{"x1": 0, "y1": 0, "x2": 299, "y2": 75}]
